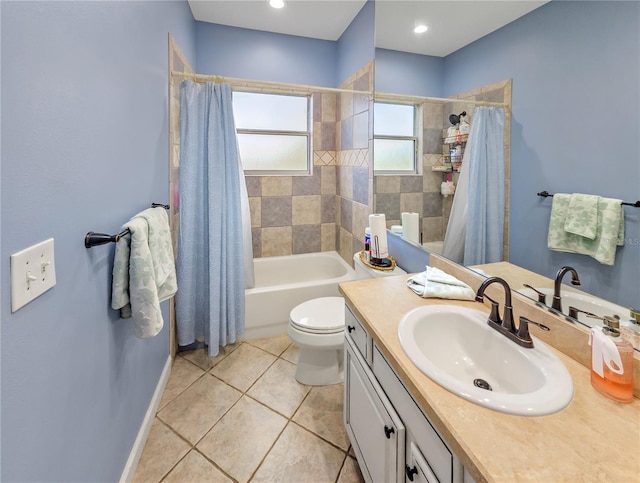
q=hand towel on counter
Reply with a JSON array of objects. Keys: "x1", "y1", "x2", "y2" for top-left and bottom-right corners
[
  {"x1": 112, "y1": 207, "x2": 177, "y2": 338},
  {"x1": 564, "y1": 193, "x2": 599, "y2": 239},
  {"x1": 547, "y1": 194, "x2": 624, "y2": 266},
  {"x1": 406, "y1": 266, "x2": 476, "y2": 300}
]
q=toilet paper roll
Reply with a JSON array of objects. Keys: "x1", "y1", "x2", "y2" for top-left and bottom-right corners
[
  {"x1": 402, "y1": 212, "x2": 420, "y2": 245},
  {"x1": 368, "y1": 214, "x2": 388, "y2": 259}
]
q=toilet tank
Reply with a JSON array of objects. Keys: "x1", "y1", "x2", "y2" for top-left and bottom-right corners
[{"x1": 353, "y1": 252, "x2": 407, "y2": 279}]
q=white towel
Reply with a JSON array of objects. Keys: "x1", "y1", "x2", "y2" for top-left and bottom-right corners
[
  {"x1": 406, "y1": 266, "x2": 475, "y2": 300},
  {"x1": 112, "y1": 207, "x2": 177, "y2": 338}
]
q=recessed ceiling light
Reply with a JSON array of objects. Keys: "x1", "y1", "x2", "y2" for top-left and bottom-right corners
[
  {"x1": 269, "y1": 0, "x2": 285, "y2": 8},
  {"x1": 414, "y1": 24, "x2": 428, "y2": 34}
]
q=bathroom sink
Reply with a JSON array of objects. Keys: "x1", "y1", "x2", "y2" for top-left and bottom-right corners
[
  {"x1": 518, "y1": 287, "x2": 628, "y2": 327},
  {"x1": 397, "y1": 305, "x2": 573, "y2": 416}
]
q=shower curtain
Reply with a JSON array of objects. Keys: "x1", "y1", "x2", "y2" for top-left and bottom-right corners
[
  {"x1": 176, "y1": 81, "x2": 254, "y2": 357},
  {"x1": 442, "y1": 106, "x2": 505, "y2": 266}
]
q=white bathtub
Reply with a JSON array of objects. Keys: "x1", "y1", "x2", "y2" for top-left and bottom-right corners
[{"x1": 244, "y1": 251, "x2": 356, "y2": 340}]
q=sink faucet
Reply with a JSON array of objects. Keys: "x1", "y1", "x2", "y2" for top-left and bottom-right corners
[
  {"x1": 476, "y1": 277, "x2": 550, "y2": 348},
  {"x1": 551, "y1": 266, "x2": 581, "y2": 312}
]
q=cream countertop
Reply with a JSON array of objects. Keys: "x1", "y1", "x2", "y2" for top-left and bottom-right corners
[{"x1": 339, "y1": 274, "x2": 640, "y2": 483}]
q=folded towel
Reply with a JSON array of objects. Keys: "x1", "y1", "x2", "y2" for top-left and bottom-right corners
[
  {"x1": 564, "y1": 193, "x2": 599, "y2": 239},
  {"x1": 548, "y1": 194, "x2": 624, "y2": 266},
  {"x1": 407, "y1": 266, "x2": 476, "y2": 300},
  {"x1": 112, "y1": 207, "x2": 177, "y2": 338}
]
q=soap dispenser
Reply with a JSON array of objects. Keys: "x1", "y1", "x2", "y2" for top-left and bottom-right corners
[{"x1": 589, "y1": 316, "x2": 634, "y2": 403}]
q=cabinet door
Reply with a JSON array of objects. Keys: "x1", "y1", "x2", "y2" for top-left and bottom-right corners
[{"x1": 345, "y1": 338, "x2": 405, "y2": 483}]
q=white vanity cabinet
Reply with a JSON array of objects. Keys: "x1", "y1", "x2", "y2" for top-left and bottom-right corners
[{"x1": 345, "y1": 305, "x2": 474, "y2": 483}]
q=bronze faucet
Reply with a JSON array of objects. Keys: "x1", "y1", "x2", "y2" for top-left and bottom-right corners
[
  {"x1": 551, "y1": 266, "x2": 581, "y2": 311},
  {"x1": 476, "y1": 277, "x2": 550, "y2": 348}
]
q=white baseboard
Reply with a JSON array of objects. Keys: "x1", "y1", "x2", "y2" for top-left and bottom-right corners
[{"x1": 120, "y1": 355, "x2": 172, "y2": 483}]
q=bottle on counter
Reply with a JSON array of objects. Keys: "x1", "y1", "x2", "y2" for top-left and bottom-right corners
[
  {"x1": 589, "y1": 316, "x2": 634, "y2": 403},
  {"x1": 364, "y1": 227, "x2": 371, "y2": 263}
]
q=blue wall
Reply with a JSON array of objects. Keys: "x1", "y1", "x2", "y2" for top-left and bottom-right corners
[
  {"x1": 0, "y1": 1, "x2": 195, "y2": 481},
  {"x1": 337, "y1": 0, "x2": 375, "y2": 86},
  {"x1": 443, "y1": 1, "x2": 639, "y2": 307},
  {"x1": 196, "y1": 22, "x2": 338, "y2": 86},
  {"x1": 375, "y1": 48, "x2": 443, "y2": 97}
]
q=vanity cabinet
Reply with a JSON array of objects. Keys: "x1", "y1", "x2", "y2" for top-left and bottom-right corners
[{"x1": 344, "y1": 305, "x2": 473, "y2": 483}]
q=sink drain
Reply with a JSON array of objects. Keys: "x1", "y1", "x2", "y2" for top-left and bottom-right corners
[{"x1": 473, "y1": 378, "x2": 492, "y2": 391}]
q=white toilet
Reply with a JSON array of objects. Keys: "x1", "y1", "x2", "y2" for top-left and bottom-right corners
[{"x1": 288, "y1": 252, "x2": 406, "y2": 385}]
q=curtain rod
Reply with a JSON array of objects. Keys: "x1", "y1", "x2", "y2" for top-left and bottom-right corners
[
  {"x1": 171, "y1": 71, "x2": 372, "y2": 96},
  {"x1": 375, "y1": 91, "x2": 508, "y2": 108}
]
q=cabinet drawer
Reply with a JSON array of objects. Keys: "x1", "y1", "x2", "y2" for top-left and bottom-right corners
[
  {"x1": 345, "y1": 306, "x2": 372, "y2": 365},
  {"x1": 372, "y1": 345, "x2": 457, "y2": 483}
]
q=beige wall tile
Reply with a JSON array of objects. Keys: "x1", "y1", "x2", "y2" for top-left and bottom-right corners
[
  {"x1": 321, "y1": 223, "x2": 336, "y2": 251},
  {"x1": 339, "y1": 227, "x2": 353, "y2": 265},
  {"x1": 322, "y1": 93, "x2": 337, "y2": 122},
  {"x1": 321, "y1": 166, "x2": 337, "y2": 194},
  {"x1": 400, "y1": 192, "x2": 423, "y2": 215},
  {"x1": 262, "y1": 226, "x2": 292, "y2": 257},
  {"x1": 340, "y1": 93, "x2": 353, "y2": 121},
  {"x1": 249, "y1": 197, "x2": 261, "y2": 227},
  {"x1": 262, "y1": 176, "x2": 292, "y2": 197},
  {"x1": 352, "y1": 202, "x2": 370, "y2": 244},
  {"x1": 340, "y1": 167, "x2": 353, "y2": 200},
  {"x1": 292, "y1": 195, "x2": 321, "y2": 225},
  {"x1": 375, "y1": 176, "x2": 401, "y2": 194}
]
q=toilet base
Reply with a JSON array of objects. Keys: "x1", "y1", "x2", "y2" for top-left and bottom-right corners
[{"x1": 295, "y1": 347, "x2": 344, "y2": 386}]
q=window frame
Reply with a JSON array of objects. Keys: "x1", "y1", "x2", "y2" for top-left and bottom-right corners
[
  {"x1": 373, "y1": 101, "x2": 421, "y2": 175},
  {"x1": 233, "y1": 89, "x2": 313, "y2": 176}
]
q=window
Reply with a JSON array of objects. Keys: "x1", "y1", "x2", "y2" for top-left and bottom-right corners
[
  {"x1": 233, "y1": 91, "x2": 311, "y2": 174},
  {"x1": 373, "y1": 102, "x2": 418, "y2": 173}
]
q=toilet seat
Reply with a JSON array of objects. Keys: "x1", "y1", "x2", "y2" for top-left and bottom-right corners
[{"x1": 289, "y1": 297, "x2": 345, "y2": 334}]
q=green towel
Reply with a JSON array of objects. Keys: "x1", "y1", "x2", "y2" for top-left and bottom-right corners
[
  {"x1": 112, "y1": 208, "x2": 177, "y2": 338},
  {"x1": 564, "y1": 193, "x2": 598, "y2": 239},
  {"x1": 547, "y1": 194, "x2": 624, "y2": 266}
]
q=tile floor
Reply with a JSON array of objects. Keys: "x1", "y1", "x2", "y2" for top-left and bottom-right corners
[{"x1": 133, "y1": 334, "x2": 365, "y2": 483}]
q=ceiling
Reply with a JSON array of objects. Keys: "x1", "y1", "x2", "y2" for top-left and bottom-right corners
[{"x1": 189, "y1": 0, "x2": 549, "y2": 57}]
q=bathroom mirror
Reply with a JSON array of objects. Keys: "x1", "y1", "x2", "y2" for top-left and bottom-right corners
[{"x1": 373, "y1": 0, "x2": 639, "y2": 343}]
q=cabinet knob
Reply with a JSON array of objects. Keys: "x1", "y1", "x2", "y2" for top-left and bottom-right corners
[
  {"x1": 406, "y1": 465, "x2": 419, "y2": 482},
  {"x1": 347, "y1": 325, "x2": 355, "y2": 333},
  {"x1": 384, "y1": 425, "x2": 395, "y2": 439}
]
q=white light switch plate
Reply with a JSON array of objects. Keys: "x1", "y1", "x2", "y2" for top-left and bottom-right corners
[{"x1": 10, "y1": 238, "x2": 56, "y2": 312}]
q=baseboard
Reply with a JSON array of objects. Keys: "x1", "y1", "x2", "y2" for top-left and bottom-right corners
[{"x1": 119, "y1": 355, "x2": 172, "y2": 483}]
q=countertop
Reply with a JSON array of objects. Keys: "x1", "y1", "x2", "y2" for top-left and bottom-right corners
[{"x1": 339, "y1": 274, "x2": 640, "y2": 483}]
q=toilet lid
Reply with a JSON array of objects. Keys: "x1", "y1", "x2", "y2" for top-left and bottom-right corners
[{"x1": 290, "y1": 297, "x2": 345, "y2": 334}]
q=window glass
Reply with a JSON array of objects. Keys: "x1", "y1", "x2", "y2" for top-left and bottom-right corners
[
  {"x1": 233, "y1": 91, "x2": 311, "y2": 174},
  {"x1": 374, "y1": 102, "x2": 417, "y2": 173}
]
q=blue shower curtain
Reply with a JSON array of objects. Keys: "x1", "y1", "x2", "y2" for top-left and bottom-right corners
[
  {"x1": 442, "y1": 106, "x2": 505, "y2": 265},
  {"x1": 177, "y1": 81, "x2": 248, "y2": 357}
]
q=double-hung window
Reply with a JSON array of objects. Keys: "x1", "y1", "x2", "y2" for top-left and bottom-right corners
[
  {"x1": 373, "y1": 102, "x2": 419, "y2": 174},
  {"x1": 233, "y1": 91, "x2": 312, "y2": 175}
]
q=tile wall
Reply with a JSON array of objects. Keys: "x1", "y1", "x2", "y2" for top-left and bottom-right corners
[{"x1": 246, "y1": 61, "x2": 374, "y2": 266}]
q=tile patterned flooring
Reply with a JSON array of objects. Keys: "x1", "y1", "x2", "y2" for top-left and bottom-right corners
[{"x1": 133, "y1": 334, "x2": 365, "y2": 483}]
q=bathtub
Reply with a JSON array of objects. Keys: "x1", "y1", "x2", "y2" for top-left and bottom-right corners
[{"x1": 243, "y1": 251, "x2": 356, "y2": 340}]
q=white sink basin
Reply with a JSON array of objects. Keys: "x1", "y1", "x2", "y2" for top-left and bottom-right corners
[
  {"x1": 519, "y1": 287, "x2": 629, "y2": 327},
  {"x1": 397, "y1": 305, "x2": 573, "y2": 416}
]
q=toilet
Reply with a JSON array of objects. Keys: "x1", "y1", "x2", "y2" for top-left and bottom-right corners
[{"x1": 288, "y1": 252, "x2": 406, "y2": 385}]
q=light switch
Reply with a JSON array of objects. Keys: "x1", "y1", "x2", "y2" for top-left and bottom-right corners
[{"x1": 10, "y1": 238, "x2": 56, "y2": 312}]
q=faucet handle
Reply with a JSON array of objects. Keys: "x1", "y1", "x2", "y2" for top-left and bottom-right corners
[
  {"x1": 483, "y1": 294, "x2": 502, "y2": 326},
  {"x1": 522, "y1": 284, "x2": 547, "y2": 304},
  {"x1": 516, "y1": 316, "x2": 550, "y2": 348},
  {"x1": 631, "y1": 307, "x2": 640, "y2": 325},
  {"x1": 568, "y1": 306, "x2": 598, "y2": 319}
]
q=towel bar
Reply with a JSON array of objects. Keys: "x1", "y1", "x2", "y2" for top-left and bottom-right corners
[
  {"x1": 537, "y1": 191, "x2": 640, "y2": 208},
  {"x1": 84, "y1": 203, "x2": 170, "y2": 248}
]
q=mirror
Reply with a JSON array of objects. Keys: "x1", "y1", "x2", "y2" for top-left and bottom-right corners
[{"x1": 373, "y1": 0, "x2": 640, "y2": 348}]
